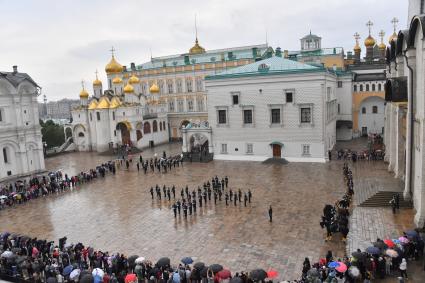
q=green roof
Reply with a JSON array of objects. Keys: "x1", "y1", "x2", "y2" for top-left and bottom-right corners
[
  {"x1": 130, "y1": 44, "x2": 269, "y2": 71},
  {"x1": 206, "y1": 56, "x2": 324, "y2": 80}
]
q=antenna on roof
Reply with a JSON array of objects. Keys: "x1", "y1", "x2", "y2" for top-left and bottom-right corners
[
  {"x1": 265, "y1": 28, "x2": 268, "y2": 46},
  {"x1": 195, "y1": 13, "x2": 198, "y2": 41}
]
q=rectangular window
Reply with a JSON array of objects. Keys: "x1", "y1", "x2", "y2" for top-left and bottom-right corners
[
  {"x1": 3, "y1": 148, "x2": 8, "y2": 163},
  {"x1": 326, "y1": 87, "x2": 331, "y2": 100},
  {"x1": 286, "y1": 92, "x2": 293, "y2": 103},
  {"x1": 186, "y1": 78, "x2": 193, "y2": 92},
  {"x1": 196, "y1": 77, "x2": 203, "y2": 92},
  {"x1": 221, "y1": 144, "x2": 228, "y2": 154},
  {"x1": 197, "y1": 98, "x2": 204, "y2": 111},
  {"x1": 178, "y1": 100, "x2": 184, "y2": 112},
  {"x1": 96, "y1": 112, "x2": 100, "y2": 121},
  {"x1": 218, "y1": 110, "x2": 227, "y2": 124},
  {"x1": 300, "y1": 107, "x2": 311, "y2": 123},
  {"x1": 337, "y1": 104, "x2": 340, "y2": 114},
  {"x1": 169, "y1": 101, "x2": 175, "y2": 112},
  {"x1": 372, "y1": 106, "x2": 378, "y2": 114},
  {"x1": 167, "y1": 80, "x2": 174, "y2": 94},
  {"x1": 271, "y1": 108, "x2": 281, "y2": 124},
  {"x1": 112, "y1": 112, "x2": 115, "y2": 120},
  {"x1": 337, "y1": 81, "x2": 343, "y2": 88},
  {"x1": 177, "y1": 79, "x2": 183, "y2": 93},
  {"x1": 302, "y1": 144, "x2": 310, "y2": 156},
  {"x1": 232, "y1": 95, "x2": 239, "y2": 105},
  {"x1": 362, "y1": 107, "x2": 366, "y2": 114},
  {"x1": 246, "y1": 143, "x2": 253, "y2": 154},
  {"x1": 243, "y1": 109, "x2": 253, "y2": 124},
  {"x1": 114, "y1": 130, "x2": 117, "y2": 137},
  {"x1": 187, "y1": 100, "x2": 194, "y2": 112}
]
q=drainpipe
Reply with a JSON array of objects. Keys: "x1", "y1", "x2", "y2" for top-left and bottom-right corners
[{"x1": 403, "y1": 51, "x2": 414, "y2": 200}]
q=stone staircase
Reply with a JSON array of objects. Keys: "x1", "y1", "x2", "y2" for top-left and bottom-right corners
[{"x1": 355, "y1": 177, "x2": 412, "y2": 208}]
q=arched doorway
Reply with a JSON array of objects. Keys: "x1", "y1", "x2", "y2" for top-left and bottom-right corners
[
  {"x1": 116, "y1": 122, "x2": 131, "y2": 145},
  {"x1": 65, "y1": 127, "x2": 73, "y2": 139},
  {"x1": 189, "y1": 133, "x2": 209, "y2": 154}
]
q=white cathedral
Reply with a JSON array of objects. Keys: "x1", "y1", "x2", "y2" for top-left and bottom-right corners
[
  {"x1": 70, "y1": 55, "x2": 169, "y2": 153},
  {"x1": 0, "y1": 66, "x2": 45, "y2": 182}
]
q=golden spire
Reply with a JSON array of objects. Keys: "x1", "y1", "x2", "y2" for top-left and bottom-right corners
[
  {"x1": 378, "y1": 30, "x2": 386, "y2": 49},
  {"x1": 79, "y1": 80, "x2": 89, "y2": 98},
  {"x1": 354, "y1": 32, "x2": 361, "y2": 52},
  {"x1": 93, "y1": 70, "x2": 102, "y2": 86},
  {"x1": 364, "y1": 20, "x2": 376, "y2": 47},
  {"x1": 189, "y1": 14, "x2": 206, "y2": 54},
  {"x1": 389, "y1": 17, "x2": 399, "y2": 43}
]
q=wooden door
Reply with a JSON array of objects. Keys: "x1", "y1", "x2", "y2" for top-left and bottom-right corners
[
  {"x1": 272, "y1": 144, "x2": 281, "y2": 158},
  {"x1": 172, "y1": 128, "x2": 178, "y2": 138}
]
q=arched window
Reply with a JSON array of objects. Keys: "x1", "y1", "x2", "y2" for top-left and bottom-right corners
[
  {"x1": 0, "y1": 108, "x2": 4, "y2": 122},
  {"x1": 354, "y1": 85, "x2": 357, "y2": 92},
  {"x1": 360, "y1": 85, "x2": 363, "y2": 91},
  {"x1": 366, "y1": 84, "x2": 370, "y2": 91},
  {"x1": 378, "y1": 84, "x2": 382, "y2": 91},
  {"x1": 159, "y1": 121, "x2": 163, "y2": 131},
  {"x1": 136, "y1": 130, "x2": 143, "y2": 141},
  {"x1": 78, "y1": 132, "x2": 85, "y2": 137},
  {"x1": 153, "y1": 120, "x2": 158, "y2": 132},
  {"x1": 3, "y1": 147, "x2": 8, "y2": 163},
  {"x1": 163, "y1": 121, "x2": 166, "y2": 130},
  {"x1": 372, "y1": 84, "x2": 375, "y2": 91},
  {"x1": 362, "y1": 107, "x2": 366, "y2": 114},
  {"x1": 143, "y1": 122, "x2": 151, "y2": 134}
]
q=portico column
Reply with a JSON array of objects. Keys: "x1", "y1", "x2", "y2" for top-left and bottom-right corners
[
  {"x1": 182, "y1": 129, "x2": 188, "y2": 153},
  {"x1": 130, "y1": 130, "x2": 137, "y2": 146},
  {"x1": 207, "y1": 131, "x2": 213, "y2": 153}
]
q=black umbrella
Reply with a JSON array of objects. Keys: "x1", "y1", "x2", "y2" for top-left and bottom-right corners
[
  {"x1": 156, "y1": 257, "x2": 171, "y2": 268},
  {"x1": 249, "y1": 269, "x2": 267, "y2": 281},
  {"x1": 351, "y1": 251, "x2": 365, "y2": 260},
  {"x1": 127, "y1": 255, "x2": 139, "y2": 268},
  {"x1": 373, "y1": 241, "x2": 388, "y2": 250},
  {"x1": 80, "y1": 270, "x2": 92, "y2": 279},
  {"x1": 47, "y1": 277, "x2": 58, "y2": 283},
  {"x1": 209, "y1": 264, "x2": 223, "y2": 273},
  {"x1": 230, "y1": 277, "x2": 243, "y2": 283},
  {"x1": 307, "y1": 269, "x2": 320, "y2": 278},
  {"x1": 194, "y1": 262, "x2": 205, "y2": 270},
  {"x1": 80, "y1": 274, "x2": 93, "y2": 283},
  {"x1": 200, "y1": 266, "x2": 209, "y2": 278}
]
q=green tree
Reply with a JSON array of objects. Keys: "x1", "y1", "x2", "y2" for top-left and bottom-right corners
[{"x1": 40, "y1": 120, "x2": 65, "y2": 149}]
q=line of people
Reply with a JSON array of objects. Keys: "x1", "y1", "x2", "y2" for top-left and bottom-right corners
[
  {"x1": 319, "y1": 163, "x2": 353, "y2": 242},
  {"x1": 0, "y1": 162, "x2": 117, "y2": 211},
  {"x1": 123, "y1": 152, "x2": 183, "y2": 174}
]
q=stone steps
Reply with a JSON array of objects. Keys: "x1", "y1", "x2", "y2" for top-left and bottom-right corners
[{"x1": 359, "y1": 191, "x2": 413, "y2": 208}]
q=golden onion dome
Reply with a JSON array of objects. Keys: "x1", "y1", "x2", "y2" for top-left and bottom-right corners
[
  {"x1": 105, "y1": 56, "x2": 124, "y2": 74},
  {"x1": 112, "y1": 77, "x2": 123, "y2": 84},
  {"x1": 388, "y1": 32, "x2": 397, "y2": 44},
  {"x1": 354, "y1": 43, "x2": 361, "y2": 52},
  {"x1": 110, "y1": 97, "x2": 122, "y2": 109},
  {"x1": 123, "y1": 83, "x2": 134, "y2": 94},
  {"x1": 189, "y1": 38, "x2": 206, "y2": 54},
  {"x1": 128, "y1": 74, "x2": 140, "y2": 84},
  {"x1": 97, "y1": 97, "x2": 110, "y2": 109},
  {"x1": 79, "y1": 89, "x2": 89, "y2": 99},
  {"x1": 93, "y1": 78, "x2": 102, "y2": 86},
  {"x1": 378, "y1": 42, "x2": 387, "y2": 50},
  {"x1": 149, "y1": 83, "x2": 160, "y2": 93},
  {"x1": 364, "y1": 35, "x2": 376, "y2": 47},
  {"x1": 88, "y1": 100, "x2": 98, "y2": 110}
]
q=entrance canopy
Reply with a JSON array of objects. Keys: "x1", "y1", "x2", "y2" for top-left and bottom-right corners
[{"x1": 269, "y1": 141, "x2": 284, "y2": 147}]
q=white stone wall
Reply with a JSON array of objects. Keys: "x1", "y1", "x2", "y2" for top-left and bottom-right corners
[
  {"x1": 0, "y1": 75, "x2": 45, "y2": 181},
  {"x1": 206, "y1": 72, "x2": 334, "y2": 162},
  {"x1": 358, "y1": 96, "x2": 385, "y2": 135}
]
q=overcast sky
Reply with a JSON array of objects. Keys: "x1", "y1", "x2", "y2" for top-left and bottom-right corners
[{"x1": 0, "y1": 0, "x2": 407, "y2": 102}]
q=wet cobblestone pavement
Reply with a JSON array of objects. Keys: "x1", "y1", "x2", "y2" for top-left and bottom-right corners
[{"x1": 1, "y1": 142, "x2": 423, "y2": 281}]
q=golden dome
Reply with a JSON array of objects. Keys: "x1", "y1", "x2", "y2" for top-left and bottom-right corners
[
  {"x1": 388, "y1": 32, "x2": 397, "y2": 44},
  {"x1": 378, "y1": 42, "x2": 387, "y2": 50},
  {"x1": 149, "y1": 83, "x2": 160, "y2": 93},
  {"x1": 354, "y1": 43, "x2": 361, "y2": 52},
  {"x1": 97, "y1": 96, "x2": 110, "y2": 109},
  {"x1": 93, "y1": 78, "x2": 102, "y2": 86},
  {"x1": 364, "y1": 35, "x2": 376, "y2": 47},
  {"x1": 79, "y1": 89, "x2": 89, "y2": 99},
  {"x1": 123, "y1": 83, "x2": 134, "y2": 94},
  {"x1": 110, "y1": 97, "x2": 122, "y2": 109},
  {"x1": 105, "y1": 56, "x2": 124, "y2": 74},
  {"x1": 88, "y1": 100, "x2": 98, "y2": 110},
  {"x1": 112, "y1": 77, "x2": 123, "y2": 84},
  {"x1": 189, "y1": 38, "x2": 206, "y2": 54},
  {"x1": 128, "y1": 74, "x2": 140, "y2": 84}
]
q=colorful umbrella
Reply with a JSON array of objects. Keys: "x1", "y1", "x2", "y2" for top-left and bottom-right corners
[
  {"x1": 335, "y1": 262, "x2": 347, "y2": 273},
  {"x1": 266, "y1": 269, "x2": 279, "y2": 279},
  {"x1": 383, "y1": 239, "x2": 395, "y2": 248},
  {"x1": 217, "y1": 269, "x2": 231, "y2": 279},
  {"x1": 92, "y1": 268, "x2": 104, "y2": 278},
  {"x1": 348, "y1": 266, "x2": 360, "y2": 278},
  {"x1": 399, "y1": 236, "x2": 409, "y2": 244},
  {"x1": 385, "y1": 249, "x2": 399, "y2": 258},
  {"x1": 328, "y1": 261, "x2": 340, "y2": 268},
  {"x1": 125, "y1": 273, "x2": 137, "y2": 283}
]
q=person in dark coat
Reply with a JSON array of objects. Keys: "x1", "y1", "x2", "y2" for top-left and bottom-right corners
[{"x1": 268, "y1": 206, "x2": 273, "y2": 222}]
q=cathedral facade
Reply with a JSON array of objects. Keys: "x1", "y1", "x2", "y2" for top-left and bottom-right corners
[{"x1": 0, "y1": 66, "x2": 45, "y2": 182}]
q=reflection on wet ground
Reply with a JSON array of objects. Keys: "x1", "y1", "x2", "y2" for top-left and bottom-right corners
[{"x1": 1, "y1": 143, "x2": 348, "y2": 280}]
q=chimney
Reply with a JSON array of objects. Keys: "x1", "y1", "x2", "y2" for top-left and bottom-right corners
[{"x1": 12, "y1": 65, "x2": 18, "y2": 74}]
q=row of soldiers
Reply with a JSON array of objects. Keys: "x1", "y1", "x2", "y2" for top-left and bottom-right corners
[{"x1": 320, "y1": 163, "x2": 353, "y2": 242}]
